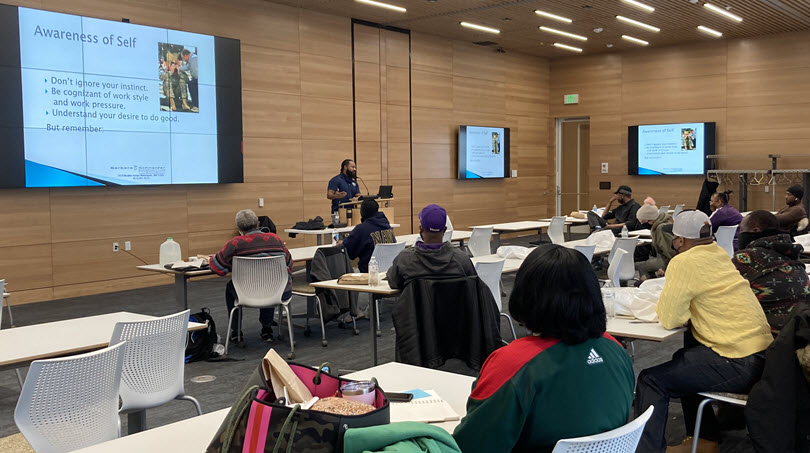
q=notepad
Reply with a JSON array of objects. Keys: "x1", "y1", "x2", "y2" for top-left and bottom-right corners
[{"x1": 389, "y1": 389, "x2": 460, "y2": 423}]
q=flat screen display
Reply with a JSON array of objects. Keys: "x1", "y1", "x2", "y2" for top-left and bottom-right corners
[
  {"x1": 458, "y1": 125, "x2": 510, "y2": 179},
  {"x1": 628, "y1": 122, "x2": 715, "y2": 176},
  {"x1": 0, "y1": 5, "x2": 243, "y2": 188}
]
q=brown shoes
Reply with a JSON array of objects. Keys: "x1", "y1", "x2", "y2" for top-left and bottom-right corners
[{"x1": 666, "y1": 436, "x2": 719, "y2": 453}]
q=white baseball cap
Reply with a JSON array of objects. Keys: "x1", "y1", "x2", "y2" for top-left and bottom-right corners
[{"x1": 672, "y1": 210, "x2": 712, "y2": 239}]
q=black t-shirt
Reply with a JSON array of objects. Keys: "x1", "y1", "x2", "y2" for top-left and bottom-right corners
[{"x1": 604, "y1": 199, "x2": 642, "y2": 230}]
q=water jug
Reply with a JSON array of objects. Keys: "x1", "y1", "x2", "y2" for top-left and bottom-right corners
[{"x1": 159, "y1": 237, "x2": 182, "y2": 265}]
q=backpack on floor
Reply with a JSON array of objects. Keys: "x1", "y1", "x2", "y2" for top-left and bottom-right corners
[{"x1": 185, "y1": 307, "x2": 219, "y2": 363}]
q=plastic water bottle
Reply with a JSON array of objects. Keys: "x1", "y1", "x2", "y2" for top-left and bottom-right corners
[
  {"x1": 602, "y1": 282, "x2": 616, "y2": 320},
  {"x1": 621, "y1": 225, "x2": 629, "y2": 238},
  {"x1": 159, "y1": 237, "x2": 182, "y2": 265},
  {"x1": 368, "y1": 257, "x2": 379, "y2": 286},
  {"x1": 592, "y1": 204, "x2": 598, "y2": 212},
  {"x1": 332, "y1": 231, "x2": 339, "y2": 245}
]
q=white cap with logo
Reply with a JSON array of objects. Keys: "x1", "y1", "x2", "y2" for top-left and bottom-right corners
[{"x1": 672, "y1": 210, "x2": 712, "y2": 239}]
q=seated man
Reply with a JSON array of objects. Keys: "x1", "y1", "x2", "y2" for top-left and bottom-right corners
[
  {"x1": 453, "y1": 245, "x2": 634, "y2": 453},
  {"x1": 388, "y1": 204, "x2": 476, "y2": 289},
  {"x1": 343, "y1": 199, "x2": 396, "y2": 272},
  {"x1": 633, "y1": 204, "x2": 675, "y2": 279},
  {"x1": 602, "y1": 185, "x2": 642, "y2": 232},
  {"x1": 210, "y1": 209, "x2": 293, "y2": 342},
  {"x1": 635, "y1": 210, "x2": 773, "y2": 453},
  {"x1": 776, "y1": 185, "x2": 807, "y2": 235},
  {"x1": 733, "y1": 210, "x2": 810, "y2": 334}
]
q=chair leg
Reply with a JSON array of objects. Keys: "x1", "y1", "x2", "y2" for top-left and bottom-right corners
[
  {"x1": 176, "y1": 395, "x2": 203, "y2": 416},
  {"x1": 224, "y1": 306, "x2": 239, "y2": 355},
  {"x1": 4, "y1": 295, "x2": 13, "y2": 327},
  {"x1": 375, "y1": 298, "x2": 381, "y2": 337},
  {"x1": 315, "y1": 295, "x2": 327, "y2": 347},
  {"x1": 691, "y1": 398, "x2": 713, "y2": 453},
  {"x1": 15, "y1": 368, "x2": 24, "y2": 388},
  {"x1": 283, "y1": 304, "x2": 295, "y2": 360},
  {"x1": 500, "y1": 312, "x2": 517, "y2": 341}
]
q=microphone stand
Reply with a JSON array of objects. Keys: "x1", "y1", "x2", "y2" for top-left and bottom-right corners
[{"x1": 356, "y1": 176, "x2": 371, "y2": 197}]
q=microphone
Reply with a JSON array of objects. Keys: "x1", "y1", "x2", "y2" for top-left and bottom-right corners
[{"x1": 356, "y1": 176, "x2": 370, "y2": 196}]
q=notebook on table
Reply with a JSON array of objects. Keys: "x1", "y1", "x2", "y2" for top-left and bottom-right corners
[{"x1": 390, "y1": 389, "x2": 460, "y2": 423}]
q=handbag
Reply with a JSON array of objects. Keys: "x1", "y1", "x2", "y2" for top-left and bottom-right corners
[{"x1": 207, "y1": 360, "x2": 390, "y2": 453}]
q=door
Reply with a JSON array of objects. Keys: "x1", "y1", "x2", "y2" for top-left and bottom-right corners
[{"x1": 556, "y1": 118, "x2": 590, "y2": 216}]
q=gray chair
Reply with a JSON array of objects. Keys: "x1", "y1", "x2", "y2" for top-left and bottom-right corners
[
  {"x1": 608, "y1": 238, "x2": 639, "y2": 283},
  {"x1": 468, "y1": 227, "x2": 494, "y2": 257},
  {"x1": 715, "y1": 225, "x2": 737, "y2": 257},
  {"x1": 475, "y1": 260, "x2": 516, "y2": 342},
  {"x1": 548, "y1": 216, "x2": 566, "y2": 245},
  {"x1": 370, "y1": 242, "x2": 407, "y2": 335}
]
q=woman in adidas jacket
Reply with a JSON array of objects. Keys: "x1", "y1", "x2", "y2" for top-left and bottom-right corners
[{"x1": 453, "y1": 245, "x2": 635, "y2": 453}]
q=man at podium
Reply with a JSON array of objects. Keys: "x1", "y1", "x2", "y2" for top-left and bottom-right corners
[{"x1": 327, "y1": 159, "x2": 360, "y2": 213}]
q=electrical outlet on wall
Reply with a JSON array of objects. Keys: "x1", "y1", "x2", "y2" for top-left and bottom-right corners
[
  {"x1": 511, "y1": 170, "x2": 517, "y2": 177},
  {"x1": 125, "y1": 241, "x2": 131, "y2": 251},
  {"x1": 113, "y1": 242, "x2": 119, "y2": 252}
]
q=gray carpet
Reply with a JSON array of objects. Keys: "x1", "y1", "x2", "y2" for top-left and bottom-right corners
[{"x1": 0, "y1": 232, "x2": 752, "y2": 451}]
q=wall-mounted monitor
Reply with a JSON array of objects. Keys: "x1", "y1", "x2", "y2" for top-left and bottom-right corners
[
  {"x1": 628, "y1": 122, "x2": 715, "y2": 176},
  {"x1": 0, "y1": 4, "x2": 243, "y2": 188},
  {"x1": 458, "y1": 125, "x2": 510, "y2": 180}
]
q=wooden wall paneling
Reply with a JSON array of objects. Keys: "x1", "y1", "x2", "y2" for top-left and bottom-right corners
[
  {"x1": 727, "y1": 32, "x2": 810, "y2": 74},
  {"x1": 504, "y1": 52, "x2": 549, "y2": 87},
  {"x1": 621, "y1": 42, "x2": 728, "y2": 82},
  {"x1": 0, "y1": 244, "x2": 53, "y2": 291},
  {"x1": 453, "y1": 76, "x2": 507, "y2": 114},
  {"x1": 356, "y1": 141, "x2": 383, "y2": 182},
  {"x1": 242, "y1": 92, "x2": 301, "y2": 139},
  {"x1": 452, "y1": 42, "x2": 505, "y2": 83},
  {"x1": 385, "y1": 66, "x2": 410, "y2": 107},
  {"x1": 589, "y1": 115, "x2": 622, "y2": 146},
  {"x1": 384, "y1": 30, "x2": 409, "y2": 69},
  {"x1": 412, "y1": 143, "x2": 455, "y2": 179},
  {"x1": 505, "y1": 82, "x2": 548, "y2": 117},
  {"x1": 8, "y1": 288, "x2": 54, "y2": 306},
  {"x1": 186, "y1": 182, "x2": 304, "y2": 230},
  {"x1": 0, "y1": 189, "x2": 51, "y2": 247},
  {"x1": 410, "y1": 33, "x2": 452, "y2": 74},
  {"x1": 242, "y1": 137, "x2": 303, "y2": 183},
  {"x1": 551, "y1": 54, "x2": 622, "y2": 87},
  {"x1": 386, "y1": 104, "x2": 410, "y2": 144},
  {"x1": 549, "y1": 79, "x2": 622, "y2": 117},
  {"x1": 301, "y1": 97, "x2": 353, "y2": 140},
  {"x1": 354, "y1": 61, "x2": 381, "y2": 104},
  {"x1": 302, "y1": 181, "x2": 335, "y2": 238},
  {"x1": 51, "y1": 234, "x2": 189, "y2": 286},
  {"x1": 411, "y1": 70, "x2": 453, "y2": 109},
  {"x1": 49, "y1": 187, "x2": 188, "y2": 243},
  {"x1": 41, "y1": 0, "x2": 181, "y2": 29},
  {"x1": 726, "y1": 104, "x2": 810, "y2": 141},
  {"x1": 51, "y1": 274, "x2": 173, "y2": 302},
  {"x1": 727, "y1": 67, "x2": 810, "y2": 107},
  {"x1": 3, "y1": 0, "x2": 42, "y2": 8},
  {"x1": 189, "y1": 230, "x2": 239, "y2": 256},
  {"x1": 621, "y1": 75, "x2": 727, "y2": 114},
  {"x1": 353, "y1": 24, "x2": 380, "y2": 64},
  {"x1": 412, "y1": 107, "x2": 454, "y2": 144},
  {"x1": 300, "y1": 53, "x2": 353, "y2": 100},
  {"x1": 355, "y1": 102, "x2": 382, "y2": 142},
  {"x1": 387, "y1": 178, "x2": 412, "y2": 234},
  {"x1": 241, "y1": 44, "x2": 300, "y2": 96},
  {"x1": 299, "y1": 10, "x2": 351, "y2": 59},
  {"x1": 301, "y1": 139, "x2": 354, "y2": 182},
  {"x1": 386, "y1": 142, "x2": 411, "y2": 182}
]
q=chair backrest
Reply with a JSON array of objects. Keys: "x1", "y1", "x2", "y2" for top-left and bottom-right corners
[
  {"x1": 607, "y1": 248, "x2": 627, "y2": 288},
  {"x1": 371, "y1": 242, "x2": 407, "y2": 274},
  {"x1": 672, "y1": 204, "x2": 685, "y2": 218},
  {"x1": 549, "y1": 216, "x2": 566, "y2": 245},
  {"x1": 608, "y1": 238, "x2": 638, "y2": 281},
  {"x1": 658, "y1": 205, "x2": 670, "y2": 215},
  {"x1": 475, "y1": 260, "x2": 505, "y2": 310},
  {"x1": 15, "y1": 342, "x2": 126, "y2": 453},
  {"x1": 110, "y1": 310, "x2": 190, "y2": 413},
  {"x1": 232, "y1": 255, "x2": 288, "y2": 308},
  {"x1": 468, "y1": 227, "x2": 494, "y2": 257},
  {"x1": 551, "y1": 405, "x2": 654, "y2": 453},
  {"x1": 574, "y1": 245, "x2": 596, "y2": 262},
  {"x1": 442, "y1": 217, "x2": 454, "y2": 243},
  {"x1": 715, "y1": 225, "x2": 737, "y2": 257},
  {"x1": 0, "y1": 279, "x2": 5, "y2": 327}
]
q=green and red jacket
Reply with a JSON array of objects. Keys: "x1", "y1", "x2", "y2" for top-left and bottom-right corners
[{"x1": 453, "y1": 334, "x2": 634, "y2": 453}]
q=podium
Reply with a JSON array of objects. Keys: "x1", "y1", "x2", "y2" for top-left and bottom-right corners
[{"x1": 338, "y1": 198, "x2": 395, "y2": 227}]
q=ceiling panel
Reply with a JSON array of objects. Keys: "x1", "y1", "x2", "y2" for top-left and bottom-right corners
[{"x1": 270, "y1": 0, "x2": 810, "y2": 58}]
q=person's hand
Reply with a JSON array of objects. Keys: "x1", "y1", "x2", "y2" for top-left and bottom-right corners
[
  {"x1": 350, "y1": 195, "x2": 360, "y2": 202},
  {"x1": 335, "y1": 190, "x2": 347, "y2": 198},
  {"x1": 655, "y1": 268, "x2": 665, "y2": 278},
  {"x1": 609, "y1": 194, "x2": 620, "y2": 203}
]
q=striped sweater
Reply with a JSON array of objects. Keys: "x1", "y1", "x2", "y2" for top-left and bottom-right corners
[{"x1": 210, "y1": 229, "x2": 293, "y2": 300}]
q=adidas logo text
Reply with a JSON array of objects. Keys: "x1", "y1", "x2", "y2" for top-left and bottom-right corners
[{"x1": 587, "y1": 348, "x2": 604, "y2": 365}]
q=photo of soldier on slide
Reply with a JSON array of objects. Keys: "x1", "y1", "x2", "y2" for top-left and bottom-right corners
[
  {"x1": 492, "y1": 132, "x2": 500, "y2": 154},
  {"x1": 681, "y1": 128, "x2": 696, "y2": 150},
  {"x1": 158, "y1": 43, "x2": 199, "y2": 113}
]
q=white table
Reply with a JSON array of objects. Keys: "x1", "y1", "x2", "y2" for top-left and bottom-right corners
[
  {"x1": 628, "y1": 229, "x2": 652, "y2": 238},
  {"x1": 75, "y1": 363, "x2": 475, "y2": 452},
  {"x1": 0, "y1": 312, "x2": 206, "y2": 370},
  {"x1": 397, "y1": 230, "x2": 472, "y2": 247},
  {"x1": 470, "y1": 221, "x2": 551, "y2": 248},
  {"x1": 607, "y1": 317, "x2": 683, "y2": 342},
  {"x1": 286, "y1": 225, "x2": 400, "y2": 245}
]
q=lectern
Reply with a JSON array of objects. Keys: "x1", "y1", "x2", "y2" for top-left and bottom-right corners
[{"x1": 338, "y1": 199, "x2": 395, "y2": 227}]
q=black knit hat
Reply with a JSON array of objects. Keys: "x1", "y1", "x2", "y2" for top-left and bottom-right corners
[
  {"x1": 360, "y1": 199, "x2": 379, "y2": 221},
  {"x1": 787, "y1": 185, "x2": 804, "y2": 200}
]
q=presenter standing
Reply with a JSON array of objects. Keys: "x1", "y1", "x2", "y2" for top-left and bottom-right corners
[{"x1": 327, "y1": 159, "x2": 361, "y2": 213}]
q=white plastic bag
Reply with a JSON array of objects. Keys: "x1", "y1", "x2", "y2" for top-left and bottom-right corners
[
  {"x1": 496, "y1": 246, "x2": 531, "y2": 260},
  {"x1": 585, "y1": 230, "x2": 615, "y2": 248}
]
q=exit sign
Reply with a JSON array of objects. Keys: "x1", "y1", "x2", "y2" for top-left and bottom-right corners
[{"x1": 564, "y1": 94, "x2": 579, "y2": 104}]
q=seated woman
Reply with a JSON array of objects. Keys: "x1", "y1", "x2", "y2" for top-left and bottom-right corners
[
  {"x1": 709, "y1": 190, "x2": 743, "y2": 232},
  {"x1": 453, "y1": 245, "x2": 635, "y2": 453}
]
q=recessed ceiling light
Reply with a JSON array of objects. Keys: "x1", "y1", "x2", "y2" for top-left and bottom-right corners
[
  {"x1": 554, "y1": 43, "x2": 583, "y2": 53},
  {"x1": 616, "y1": 15, "x2": 660, "y2": 32},
  {"x1": 539, "y1": 26, "x2": 588, "y2": 41},
  {"x1": 593, "y1": 27, "x2": 604, "y2": 33},
  {"x1": 355, "y1": 0, "x2": 406, "y2": 12},
  {"x1": 535, "y1": 10, "x2": 573, "y2": 23},
  {"x1": 606, "y1": 43, "x2": 614, "y2": 48},
  {"x1": 622, "y1": 0, "x2": 654, "y2": 12},
  {"x1": 697, "y1": 25, "x2": 723, "y2": 37},
  {"x1": 704, "y1": 3, "x2": 743, "y2": 22},
  {"x1": 460, "y1": 22, "x2": 500, "y2": 34},
  {"x1": 622, "y1": 34, "x2": 649, "y2": 45}
]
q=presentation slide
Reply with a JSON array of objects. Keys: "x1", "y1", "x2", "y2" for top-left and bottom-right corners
[
  {"x1": 636, "y1": 122, "x2": 706, "y2": 175},
  {"x1": 0, "y1": 5, "x2": 243, "y2": 188},
  {"x1": 458, "y1": 126, "x2": 508, "y2": 179}
]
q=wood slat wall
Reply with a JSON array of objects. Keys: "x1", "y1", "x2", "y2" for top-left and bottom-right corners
[
  {"x1": 0, "y1": 0, "x2": 551, "y2": 305},
  {"x1": 549, "y1": 30, "x2": 810, "y2": 212}
]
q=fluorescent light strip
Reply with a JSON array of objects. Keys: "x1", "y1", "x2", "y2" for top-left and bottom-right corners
[
  {"x1": 622, "y1": 34, "x2": 649, "y2": 45},
  {"x1": 622, "y1": 0, "x2": 654, "y2": 12},
  {"x1": 539, "y1": 26, "x2": 587, "y2": 41},
  {"x1": 697, "y1": 25, "x2": 723, "y2": 37},
  {"x1": 535, "y1": 10, "x2": 572, "y2": 23},
  {"x1": 704, "y1": 3, "x2": 743, "y2": 22},
  {"x1": 460, "y1": 22, "x2": 500, "y2": 34},
  {"x1": 554, "y1": 43, "x2": 583, "y2": 53},
  {"x1": 355, "y1": 0, "x2": 406, "y2": 13},
  {"x1": 616, "y1": 15, "x2": 660, "y2": 32}
]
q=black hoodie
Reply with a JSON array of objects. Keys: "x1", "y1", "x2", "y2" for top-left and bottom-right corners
[{"x1": 342, "y1": 212, "x2": 395, "y2": 272}]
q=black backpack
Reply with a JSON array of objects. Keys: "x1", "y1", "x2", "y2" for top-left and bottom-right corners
[{"x1": 185, "y1": 307, "x2": 219, "y2": 363}]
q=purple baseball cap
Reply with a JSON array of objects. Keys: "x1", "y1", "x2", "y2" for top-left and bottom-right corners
[{"x1": 419, "y1": 204, "x2": 447, "y2": 232}]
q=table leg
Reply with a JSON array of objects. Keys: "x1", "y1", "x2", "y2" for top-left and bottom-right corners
[
  {"x1": 566, "y1": 224, "x2": 573, "y2": 241},
  {"x1": 316, "y1": 235, "x2": 323, "y2": 245},
  {"x1": 370, "y1": 294, "x2": 378, "y2": 366},
  {"x1": 492, "y1": 232, "x2": 501, "y2": 250},
  {"x1": 127, "y1": 411, "x2": 147, "y2": 434},
  {"x1": 174, "y1": 274, "x2": 188, "y2": 310}
]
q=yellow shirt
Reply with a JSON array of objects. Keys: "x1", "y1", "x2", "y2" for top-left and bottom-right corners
[{"x1": 657, "y1": 242, "x2": 773, "y2": 358}]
